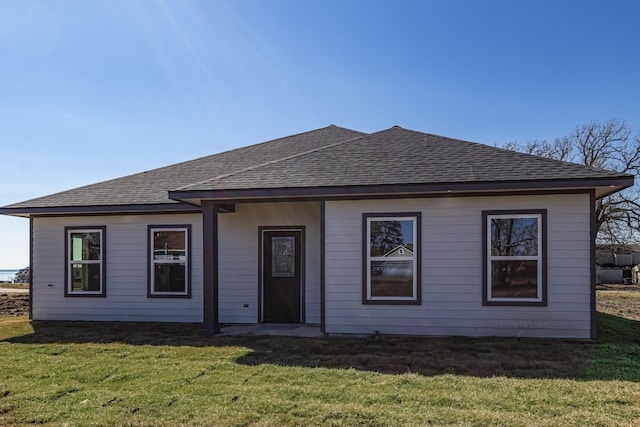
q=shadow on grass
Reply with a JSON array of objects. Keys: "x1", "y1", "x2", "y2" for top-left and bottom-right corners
[
  {"x1": 3, "y1": 314, "x2": 638, "y2": 380},
  {"x1": 581, "y1": 313, "x2": 640, "y2": 381}
]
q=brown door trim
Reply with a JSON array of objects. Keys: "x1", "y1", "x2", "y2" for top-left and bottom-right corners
[{"x1": 258, "y1": 226, "x2": 305, "y2": 323}]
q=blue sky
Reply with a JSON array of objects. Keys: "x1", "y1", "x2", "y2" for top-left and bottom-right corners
[{"x1": 1, "y1": 0, "x2": 639, "y2": 268}]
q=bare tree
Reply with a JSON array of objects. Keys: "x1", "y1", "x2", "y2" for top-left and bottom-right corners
[
  {"x1": 503, "y1": 138, "x2": 572, "y2": 161},
  {"x1": 504, "y1": 119, "x2": 640, "y2": 244}
]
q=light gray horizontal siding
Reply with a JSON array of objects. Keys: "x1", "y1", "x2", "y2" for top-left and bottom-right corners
[
  {"x1": 32, "y1": 214, "x2": 203, "y2": 323},
  {"x1": 324, "y1": 194, "x2": 592, "y2": 339}
]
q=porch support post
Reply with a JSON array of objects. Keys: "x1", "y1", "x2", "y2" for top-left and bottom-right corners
[
  {"x1": 202, "y1": 201, "x2": 220, "y2": 334},
  {"x1": 29, "y1": 217, "x2": 34, "y2": 320},
  {"x1": 320, "y1": 200, "x2": 326, "y2": 333},
  {"x1": 589, "y1": 190, "x2": 597, "y2": 340}
]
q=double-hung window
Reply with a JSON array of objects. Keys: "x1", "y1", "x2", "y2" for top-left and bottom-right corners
[
  {"x1": 363, "y1": 213, "x2": 421, "y2": 304},
  {"x1": 483, "y1": 210, "x2": 546, "y2": 306},
  {"x1": 148, "y1": 225, "x2": 191, "y2": 297},
  {"x1": 65, "y1": 226, "x2": 106, "y2": 297}
]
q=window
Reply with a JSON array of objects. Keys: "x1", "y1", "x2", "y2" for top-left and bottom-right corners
[
  {"x1": 148, "y1": 225, "x2": 191, "y2": 297},
  {"x1": 363, "y1": 213, "x2": 421, "y2": 304},
  {"x1": 65, "y1": 226, "x2": 106, "y2": 297},
  {"x1": 483, "y1": 210, "x2": 546, "y2": 306}
]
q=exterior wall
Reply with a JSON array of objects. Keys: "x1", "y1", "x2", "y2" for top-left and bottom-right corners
[
  {"x1": 32, "y1": 213, "x2": 203, "y2": 322},
  {"x1": 217, "y1": 201, "x2": 321, "y2": 324},
  {"x1": 324, "y1": 194, "x2": 592, "y2": 338},
  {"x1": 30, "y1": 194, "x2": 590, "y2": 337}
]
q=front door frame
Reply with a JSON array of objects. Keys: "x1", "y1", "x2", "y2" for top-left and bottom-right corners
[{"x1": 258, "y1": 226, "x2": 306, "y2": 323}]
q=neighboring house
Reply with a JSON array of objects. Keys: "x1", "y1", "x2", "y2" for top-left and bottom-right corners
[
  {"x1": 14, "y1": 266, "x2": 30, "y2": 284},
  {"x1": 383, "y1": 245, "x2": 414, "y2": 258},
  {"x1": 0, "y1": 126, "x2": 634, "y2": 338}
]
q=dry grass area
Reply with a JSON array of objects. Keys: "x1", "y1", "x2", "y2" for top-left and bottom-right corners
[
  {"x1": 596, "y1": 284, "x2": 640, "y2": 321},
  {"x1": 0, "y1": 283, "x2": 29, "y2": 290}
]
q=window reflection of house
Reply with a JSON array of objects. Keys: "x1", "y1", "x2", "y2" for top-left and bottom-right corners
[
  {"x1": 153, "y1": 249, "x2": 186, "y2": 261},
  {"x1": 383, "y1": 245, "x2": 413, "y2": 258},
  {"x1": 373, "y1": 245, "x2": 413, "y2": 279}
]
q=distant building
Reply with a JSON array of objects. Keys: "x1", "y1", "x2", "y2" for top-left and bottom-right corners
[{"x1": 14, "y1": 267, "x2": 30, "y2": 283}]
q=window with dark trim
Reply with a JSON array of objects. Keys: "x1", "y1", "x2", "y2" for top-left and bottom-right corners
[
  {"x1": 363, "y1": 213, "x2": 421, "y2": 304},
  {"x1": 148, "y1": 225, "x2": 191, "y2": 298},
  {"x1": 483, "y1": 210, "x2": 547, "y2": 306},
  {"x1": 65, "y1": 226, "x2": 106, "y2": 297}
]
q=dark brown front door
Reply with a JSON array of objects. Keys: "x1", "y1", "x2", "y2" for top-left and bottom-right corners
[{"x1": 262, "y1": 230, "x2": 302, "y2": 323}]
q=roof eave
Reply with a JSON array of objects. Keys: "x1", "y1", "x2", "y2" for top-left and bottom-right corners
[
  {"x1": 2, "y1": 176, "x2": 632, "y2": 217},
  {"x1": 0, "y1": 202, "x2": 202, "y2": 218},
  {"x1": 169, "y1": 176, "x2": 634, "y2": 204}
]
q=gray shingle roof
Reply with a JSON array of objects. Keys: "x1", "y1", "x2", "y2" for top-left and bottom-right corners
[
  {"x1": 1, "y1": 125, "x2": 633, "y2": 215},
  {"x1": 176, "y1": 126, "x2": 629, "y2": 192}
]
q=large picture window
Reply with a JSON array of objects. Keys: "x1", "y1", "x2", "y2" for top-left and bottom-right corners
[
  {"x1": 483, "y1": 210, "x2": 546, "y2": 306},
  {"x1": 148, "y1": 225, "x2": 191, "y2": 297},
  {"x1": 363, "y1": 213, "x2": 421, "y2": 304},
  {"x1": 65, "y1": 226, "x2": 106, "y2": 297}
]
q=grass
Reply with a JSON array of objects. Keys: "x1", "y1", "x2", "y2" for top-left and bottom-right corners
[
  {"x1": 0, "y1": 283, "x2": 28, "y2": 290},
  {"x1": 0, "y1": 292, "x2": 639, "y2": 426},
  {"x1": 597, "y1": 285, "x2": 640, "y2": 321}
]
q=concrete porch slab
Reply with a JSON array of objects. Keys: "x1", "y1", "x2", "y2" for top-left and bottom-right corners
[{"x1": 220, "y1": 323, "x2": 322, "y2": 337}]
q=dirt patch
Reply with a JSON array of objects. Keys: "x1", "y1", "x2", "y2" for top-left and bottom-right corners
[{"x1": 0, "y1": 293, "x2": 29, "y2": 317}]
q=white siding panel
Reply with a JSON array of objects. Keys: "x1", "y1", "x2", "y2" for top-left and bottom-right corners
[
  {"x1": 217, "y1": 202, "x2": 321, "y2": 324},
  {"x1": 325, "y1": 194, "x2": 593, "y2": 339},
  {"x1": 32, "y1": 214, "x2": 203, "y2": 323}
]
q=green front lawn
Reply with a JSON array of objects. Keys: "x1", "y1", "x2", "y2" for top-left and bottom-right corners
[{"x1": 0, "y1": 312, "x2": 639, "y2": 426}]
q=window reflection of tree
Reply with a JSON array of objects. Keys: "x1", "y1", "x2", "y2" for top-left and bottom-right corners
[
  {"x1": 491, "y1": 218, "x2": 538, "y2": 296},
  {"x1": 370, "y1": 221, "x2": 404, "y2": 256},
  {"x1": 491, "y1": 218, "x2": 537, "y2": 256}
]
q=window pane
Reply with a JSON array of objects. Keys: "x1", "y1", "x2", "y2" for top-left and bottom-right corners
[
  {"x1": 70, "y1": 232, "x2": 101, "y2": 261},
  {"x1": 491, "y1": 260, "x2": 538, "y2": 298},
  {"x1": 371, "y1": 260, "x2": 413, "y2": 297},
  {"x1": 272, "y1": 236, "x2": 295, "y2": 277},
  {"x1": 154, "y1": 264, "x2": 186, "y2": 292},
  {"x1": 491, "y1": 218, "x2": 538, "y2": 256},
  {"x1": 370, "y1": 220, "x2": 414, "y2": 257},
  {"x1": 154, "y1": 231, "x2": 186, "y2": 261},
  {"x1": 71, "y1": 263, "x2": 101, "y2": 291}
]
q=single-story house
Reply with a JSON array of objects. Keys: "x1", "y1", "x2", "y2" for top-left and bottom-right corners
[{"x1": 0, "y1": 125, "x2": 634, "y2": 338}]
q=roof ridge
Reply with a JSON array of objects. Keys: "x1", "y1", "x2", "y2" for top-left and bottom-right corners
[
  {"x1": 138, "y1": 124, "x2": 358, "y2": 175},
  {"x1": 175, "y1": 128, "x2": 370, "y2": 191},
  {"x1": 99, "y1": 125, "x2": 358, "y2": 182}
]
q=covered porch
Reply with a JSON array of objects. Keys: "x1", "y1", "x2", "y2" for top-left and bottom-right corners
[{"x1": 200, "y1": 200, "x2": 326, "y2": 334}]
